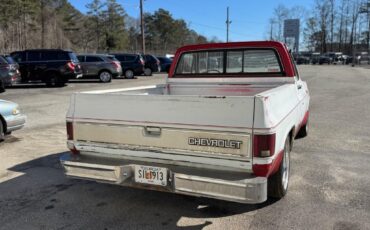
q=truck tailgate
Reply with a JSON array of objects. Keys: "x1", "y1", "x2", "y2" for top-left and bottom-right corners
[
  {"x1": 70, "y1": 92, "x2": 255, "y2": 130},
  {"x1": 69, "y1": 91, "x2": 256, "y2": 156}
]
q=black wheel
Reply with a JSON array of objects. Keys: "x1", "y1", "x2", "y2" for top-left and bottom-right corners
[
  {"x1": 0, "y1": 121, "x2": 4, "y2": 141},
  {"x1": 144, "y1": 68, "x2": 152, "y2": 76},
  {"x1": 99, "y1": 71, "x2": 112, "y2": 83},
  {"x1": 124, "y1": 69, "x2": 134, "y2": 79},
  {"x1": 296, "y1": 119, "x2": 309, "y2": 138},
  {"x1": 0, "y1": 80, "x2": 5, "y2": 93},
  {"x1": 46, "y1": 73, "x2": 65, "y2": 87},
  {"x1": 268, "y1": 137, "x2": 291, "y2": 198}
]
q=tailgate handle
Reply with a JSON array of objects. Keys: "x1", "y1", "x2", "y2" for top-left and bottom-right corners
[{"x1": 144, "y1": 126, "x2": 162, "y2": 136}]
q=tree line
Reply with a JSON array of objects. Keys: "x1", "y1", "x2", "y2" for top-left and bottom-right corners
[
  {"x1": 268, "y1": 0, "x2": 369, "y2": 54},
  {"x1": 0, "y1": 0, "x2": 214, "y2": 55}
]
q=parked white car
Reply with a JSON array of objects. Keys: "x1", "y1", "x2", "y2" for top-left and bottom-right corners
[{"x1": 0, "y1": 99, "x2": 26, "y2": 140}]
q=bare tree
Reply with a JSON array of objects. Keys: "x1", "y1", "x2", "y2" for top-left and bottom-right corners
[
  {"x1": 273, "y1": 4, "x2": 289, "y2": 41},
  {"x1": 349, "y1": 1, "x2": 361, "y2": 49},
  {"x1": 338, "y1": 0, "x2": 346, "y2": 51},
  {"x1": 329, "y1": 0, "x2": 335, "y2": 51},
  {"x1": 314, "y1": 0, "x2": 330, "y2": 53}
]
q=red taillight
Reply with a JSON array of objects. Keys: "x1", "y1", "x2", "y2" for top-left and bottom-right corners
[
  {"x1": 253, "y1": 134, "x2": 276, "y2": 158},
  {"x1": 66, "y1": 62, "x2": 75, "y2": 71},
  {"x1": 66, "y1": 122, "x2": 73, "y2": 140},
  {"x1": 111, "y1": 61, "x2": 120, "y2": 69},
  {"x1": 66, "y1": 122, "x2": 80, "y2": 154},
  {"x1": 70, "y1": 147, "x2": 80, "y2": 155}
]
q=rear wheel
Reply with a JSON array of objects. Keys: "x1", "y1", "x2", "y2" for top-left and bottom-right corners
[
  {"x1": 124, "y1": 69, "x2": 134, "y2": 79},
  {"x1": 99, "y1": 71, "x2": 112, "y2": 83},
  {"x1": 296, "y1": 119, "x2": 309, "y2": 138},
  {"x1": 144, "y1": 68, "x2": 152, "y2": 76},
  {"x1": 268, "y1": 136, "x2": 291, "y2": 198},
  {"x1": 46, "y1": 73, "x2": 65, "y2": 87},
  {"x1": 0, "y1": 80, "x2": 5, "y2": 93},
  {"x1": 0, "y1": 121, "x2": 4, "y2": 141}
]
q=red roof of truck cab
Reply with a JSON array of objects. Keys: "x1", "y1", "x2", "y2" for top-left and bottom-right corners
[{"x1": 169, "y1": 41, "x2": 296, "y2": 77}]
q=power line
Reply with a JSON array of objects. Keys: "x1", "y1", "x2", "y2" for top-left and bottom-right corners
[
  {"x1": 116, "y1": 1, "x2": 139, "y2": 8},
  {"x1": 232, "y1": 20, "x2": 266, "y2": 25},
  {"x1": 188, "y1": 21, "x2": 256, "y2": 38}
]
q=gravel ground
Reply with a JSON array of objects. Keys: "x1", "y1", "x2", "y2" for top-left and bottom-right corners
[{"x1": 0, "y1": 66, "x2": 369, "y2": 230}]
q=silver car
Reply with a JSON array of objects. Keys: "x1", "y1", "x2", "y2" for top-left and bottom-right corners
[
  {"x1": 77, "y1": 54, "x2": 123, "y2": 83},
  {"x1": 0, "y1": 100, "x2": 26, "y2": 140}
]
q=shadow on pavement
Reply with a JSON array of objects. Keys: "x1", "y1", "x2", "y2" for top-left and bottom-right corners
[
  {"x1": 69, "y1": 79, "x2": 103, "y2": 83},
  {"x1": 9, "y1": 84, "x2": 55, "y2": 89},
  {"x1": 0, "y1": 152, "x2": 278, "y2": 229}
]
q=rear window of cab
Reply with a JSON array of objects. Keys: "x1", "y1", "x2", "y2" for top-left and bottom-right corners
[{"x1": 175, "y1": 49, "x2": 283, "y2": 77}]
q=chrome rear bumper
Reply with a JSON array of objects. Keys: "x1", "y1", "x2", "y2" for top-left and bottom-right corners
[{"x1": 60, "y1": 153, "x2": 267, "y2": 204}]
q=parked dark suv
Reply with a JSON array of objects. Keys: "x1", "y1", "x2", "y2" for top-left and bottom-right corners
[
  {"x1": 157, "y1": 56, "x2": 173, "y2": 73},
  {"x1": 10, "y1": 49, "x2": 82, "y2": 86},
  {"x1": 143, "y1": 54, "x2": 161, "y2": 76},
  {"x1": 110, "y1": 53, "x2": 145, "y2": 79},
  {"x1": 77, "y1": 54, "x2": 122, "y2": 83},
  {"x1": 0, "y1": 55, "x2": 21, "y2": 93}
]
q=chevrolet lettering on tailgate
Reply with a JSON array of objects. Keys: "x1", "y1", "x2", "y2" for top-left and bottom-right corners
[{"x1": 188, "y1": 137, "x2": 243, "y2": 149}]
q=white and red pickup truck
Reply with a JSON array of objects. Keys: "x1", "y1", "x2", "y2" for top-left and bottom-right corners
[{"x1": 61, "y1": 41, "x2": 310, "y2": 204}]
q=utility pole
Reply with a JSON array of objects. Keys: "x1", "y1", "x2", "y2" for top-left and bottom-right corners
[
  {"x1": 140, "y1": 0, "x2": 145, "y2": 54},
  {"x1": 367, "y1": 1, "x2": 370, "y2": 64},
  {"x1": 226, "y1": 7, "x2": 232, "y2": 42},
  {"x1": 359, "y1": 1, "x2": 370, "y2": 64},
  {"x1": 40, "y1": 0, "x2": 46, "y2": 48}
]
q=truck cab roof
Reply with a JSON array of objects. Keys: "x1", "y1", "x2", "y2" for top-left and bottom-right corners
[{"x1": 169, "y1": 41, "x2": 296, "y2": 78}]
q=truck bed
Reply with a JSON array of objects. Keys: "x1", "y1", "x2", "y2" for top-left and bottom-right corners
[{"x1": 69, "y1": 83, "x2": 281, "y2": 134}]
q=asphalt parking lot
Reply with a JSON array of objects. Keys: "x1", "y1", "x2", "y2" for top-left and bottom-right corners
[{"x1": 0, "y1": 66, "x2": 370, "y2": 230}]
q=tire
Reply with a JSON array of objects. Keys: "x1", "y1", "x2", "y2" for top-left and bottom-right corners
[
  {"x1": 268, "y1": 137, "x2": 291, "y2": 198},
  {"x1": 99, "y1": 71, "x2": 112, "y2": 83},
  {"x1": 46, "y1": 72, "x2": 64, "y2": 87},
  {"x1": 124, "y1": 69, "x2": 134, "y2": 79},
  {"x1": 0, "y1": 80, "x2": 5, "y2": 93},
  {"x1": 0, "y1": 121, "x2": 4, "y2": 141},
  {"x1": 296, "y1": 119, "x2": 309, "y2": 138},
  {"x1": 144, "y1": 68, "x2": 152, "y2": 76}
]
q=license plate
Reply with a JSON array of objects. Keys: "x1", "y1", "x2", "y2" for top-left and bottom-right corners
[{"x1": 134, "y1": 165, "x2": 167, "y2": 186}]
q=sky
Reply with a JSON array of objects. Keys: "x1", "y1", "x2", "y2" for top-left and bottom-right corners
[{"x1": 69, "y1": 0, "x2": 314, "y2": 42}]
